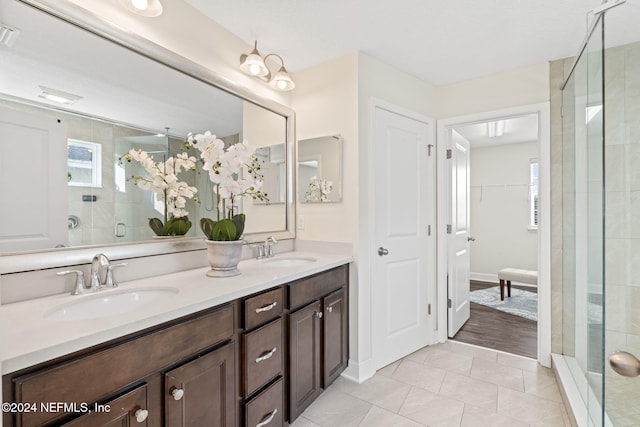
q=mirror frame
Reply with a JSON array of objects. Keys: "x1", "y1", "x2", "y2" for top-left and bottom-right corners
[{"x1": 0, "y1": 0, "x2": 296, "y2": 274}]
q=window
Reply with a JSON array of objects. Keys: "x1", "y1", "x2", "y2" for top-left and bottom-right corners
[
  {"x1": 530, "y1": 160, "x2": 539, "y2": 229},
  {"x1": 67, "y1": 139, "x2": 102, "y2": 188}
]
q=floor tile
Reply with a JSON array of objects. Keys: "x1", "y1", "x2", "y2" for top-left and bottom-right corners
[
  {"x1": 300, "y1": 389, "x2": 371, "y2": 427},
  {"x1": 290, "y1": 416, "x2": 321, "y2": 427},
  {"x1": 438, "y1": 371, "x2": 499, "y2": 411},
  {"x1": 378, "y1": 359, "x2": 401, "y2": 377},
  {"x1": 448, "y1": 340, "x2": 498, "y2": 362},
  {"x1": 469, "y1": 357, "x2": 525, "y2": 392},
  {"x1": 398, "y1": 386, "x2": 465, "y2": 427},
  {"x1": 497, "y1": 386, "x2": 568, "y2": 426},
  {"x1": 391, "y1": 359, "x2": 446, "y2": 393},
  {"x1": 359, "y1": 405, "x2": 424, "y2": 427},
  {"x1": 522, "y1": 370, "x2": 564, "y2": 403},
  {"x1": 461, "y1": 403, "x2": 528, "y2": 427},
  {"x1": 497, "y1": 352, "x2": 554, "y2": 376},
  {"x1": 331, "y1": 375, "x2": 411, "y2": 412},
  {"x1": 422, "y1": 347, "x2": 474, "y2": 375}
]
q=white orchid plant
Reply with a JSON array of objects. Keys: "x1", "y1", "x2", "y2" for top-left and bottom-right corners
[
  {"x1": 306, "y1": 176, "x2": 333, "y2": 202},
  {"x1": 186, "y1": 131, "x2": 268, "y2": 241},
  {"x1": 120, "y1": 149, "x2": 198, "y2": 236}
]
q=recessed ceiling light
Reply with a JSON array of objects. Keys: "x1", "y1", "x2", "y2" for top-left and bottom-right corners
[
  {"x1": 38, "y1": 86, "x2": 83, "y2": 105},
  {"x1": 0, "y1": 23, "x2": 20, "y2": 47},
  {"x1": 118, "y1": 0, "x2": 163, "y2": 17}
]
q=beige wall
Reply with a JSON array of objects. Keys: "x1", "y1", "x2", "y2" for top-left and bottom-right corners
[{"x1": 435, "y1": 62, "x2": 550, "y2": 118}]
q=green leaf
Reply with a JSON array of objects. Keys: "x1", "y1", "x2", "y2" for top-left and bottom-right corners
[
  {"x1": 211, "y1": 219, "x2": 237, "y2": 241},
  {"x1": 148, "y1": 217, "x2": 164, "y2": 236},
  {"x1": 200, "y1": 217, "x2": 217, "y2": 240},
  {"x1": 231, "y1": 213, "x2": 245, "y2": 240},
  {"x1": 165, "y1": 216, "x2": 192, "y2": 235}
]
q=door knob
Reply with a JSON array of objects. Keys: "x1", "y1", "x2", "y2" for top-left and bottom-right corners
[
  {"x1": 378, "y1": 247, "x2": 389, "y2": 256},
  {"x1": 467, "y1": 237, "x2": 476, "y2": 242},
  {"x1": 609, "y1": 351, "x2": 640, "y2": 377}
]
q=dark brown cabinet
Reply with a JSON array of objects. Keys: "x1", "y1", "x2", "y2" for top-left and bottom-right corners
[
  {"x1": 287, "y1": 265, "x2": 349, "y2": 422},
  {"x1": 3, "y1": 263, "x2": 348, "y2": 427},
  {"x1": 165, "y1": 343, "x2": 236, "y2": 427}
]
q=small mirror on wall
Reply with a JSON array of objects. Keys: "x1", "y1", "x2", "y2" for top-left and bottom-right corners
[{"x1": 298, "y1": 135, "x2": 342, "y2": 203}]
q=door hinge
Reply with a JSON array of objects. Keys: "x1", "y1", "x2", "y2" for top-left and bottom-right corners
[
  {"x1": 428, "y1": 224, "x2": 431, "y2": 236},
  {"x1": 446, "y1": 224, "x2": 452, "y2": 234},
  {"x1": 427, "y1": 144, "x2": 434, "y2": 156},
  {"x1": 428, "y1": 303, "x2": 431, "y2": 315},
  {"x1": 447, "y1": 298, "x2": 452, "y2": 309},
  {"x1": 446, "y1": 149, "x2": 452, "y2": 159}
]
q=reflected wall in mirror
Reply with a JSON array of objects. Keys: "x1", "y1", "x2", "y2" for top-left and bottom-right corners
[
  {"x1": 298, "y1": 135, "x2": 343, "y2": 203},
  {"x1": 0, "y1": 0, "x2": 292, "y2": 254}
]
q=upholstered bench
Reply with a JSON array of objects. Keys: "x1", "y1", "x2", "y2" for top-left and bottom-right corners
[{"x1": 498, "y1": 268, "x2": 538, "y2": 301}]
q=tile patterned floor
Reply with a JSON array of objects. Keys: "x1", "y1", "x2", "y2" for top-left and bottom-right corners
[{"x1": 291, "y1": 341, "x2": 573, "y2": 427}]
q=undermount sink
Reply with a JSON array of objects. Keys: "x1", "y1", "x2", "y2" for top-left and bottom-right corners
[
  {"x1": 44, "y1": 287, "x2": 179, "y2": 320},
  {"x1": 260, "y1": 257, "x2": 317, "y2": 267}
]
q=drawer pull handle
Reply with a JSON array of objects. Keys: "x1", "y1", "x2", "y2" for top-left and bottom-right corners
[
  {"x1": 255, "y1": 301, "x2": 277, "y2": 313},
  {"x1": 255, "y1": 347, "x2": 277, "y2": 363},
  {"x1": 135, "y1": 408, "x2": 149, "y2": 423},
  {"x1": 171, "y1": 388, "x2": 184, "y2": 401},
  {"x1": 256, "y1": 408, "x2": 278, "y2": 427}
]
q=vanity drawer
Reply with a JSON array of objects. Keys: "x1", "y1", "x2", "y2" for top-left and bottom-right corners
[
  {"x1": 11, "y1": 305, "x2": 233, "y2": 426},
  {"x1": 244, "y1": 287, "x2": 283, "y2": 330},
  {"x1": 243, "y1": 317, "x2": 283, "y2": 397},
  {"x1": 245, "y1": 377, "x2": 283, "y2": 427},
  {"x1": 61, "y1": 384, "x2": 149, "y2": 426},
  {"x1": 288, "y1": 265, "x2": 348, "y2": 310}
]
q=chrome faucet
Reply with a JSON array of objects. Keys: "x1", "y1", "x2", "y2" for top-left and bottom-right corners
[
  {"x1": 264, "y1": 236, "x2": 278, "y2": 258},
  {"x1": 90, "y1": 253, "x2": 110, "y2": 290}
]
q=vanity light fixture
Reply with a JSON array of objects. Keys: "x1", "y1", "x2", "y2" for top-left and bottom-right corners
[
  {"x1": 118, "y1": 0, "x2": 163, "y2": 17},
  {"x1": 38, "y1": 86, "x2": 83, "y2": 105},
  {"x1": 487, "y1": 120, "x2": 506, "y2": 138},
  {"x1": 239, "y1": 41, "x2": 296, "y2": 91}
]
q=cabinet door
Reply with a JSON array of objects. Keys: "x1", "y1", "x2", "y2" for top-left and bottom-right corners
[
  {"x1": 288, "y1": 301, "x2": 322, "y2": 422},
  {"x1": 323, "y1": 288, "x2": 348, "y2": 387},
  {"x1": 62, "y1": 385, "x2": 149, "y2": 427},
  {"x1": 165, "y1": 342, "x2": 236, "y2": 427}
]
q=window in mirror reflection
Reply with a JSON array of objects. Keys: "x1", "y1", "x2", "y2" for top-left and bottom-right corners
[
  {"x1": 297, "y1": 135, "x2": 343, "y2": 203},
  {"x1": 67, "y1": 139, "x2": 102, "y2": 188}
]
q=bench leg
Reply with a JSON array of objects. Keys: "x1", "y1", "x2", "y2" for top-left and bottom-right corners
[
  {"x1": 507, "y1": 280, "x2": 512, "y2": 297},
  {"x1": 500, "y1": 279, "x2": 505, "y2": 300}
]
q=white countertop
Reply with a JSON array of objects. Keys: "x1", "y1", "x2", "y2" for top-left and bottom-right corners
[{"x1": 1, "y1": 251, "x2": 352, "y2": 374}]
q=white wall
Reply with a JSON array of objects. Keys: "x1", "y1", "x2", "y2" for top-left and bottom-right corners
[{"x1": 469, "y1": 141, "x2": 538, "y2": 281}]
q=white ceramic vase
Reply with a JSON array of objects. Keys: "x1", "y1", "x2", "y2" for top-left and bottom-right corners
[{"x1": 204, "y1": 240, "x2": 243, "y2": 277}]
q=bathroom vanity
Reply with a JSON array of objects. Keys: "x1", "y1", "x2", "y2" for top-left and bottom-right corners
[{"x1": 1, "y1": 254, "x2": 350, "y2": 426}]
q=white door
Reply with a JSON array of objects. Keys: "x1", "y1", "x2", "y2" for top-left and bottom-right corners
[
  {"x1": 0, "y1": 107, "x2": 68, "y2": 252},
  {"x1": 373, "y1": 105, "x2": 434, "y2": 369},
  {"x1": 447, "y1": 130, "x2": 471, "y2": 337}
]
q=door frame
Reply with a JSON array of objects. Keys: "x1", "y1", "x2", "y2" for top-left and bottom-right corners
[{"x1": 436, "y1": 102, "x2": 551, "y2": 367}]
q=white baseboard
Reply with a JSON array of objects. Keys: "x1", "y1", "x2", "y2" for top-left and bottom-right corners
[{"x1": 341, "y1": 359, "x2": 376, "y2": 384}]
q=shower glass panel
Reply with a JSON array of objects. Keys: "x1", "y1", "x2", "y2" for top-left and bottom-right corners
[
  {"x1": 562, "y1": 13, "x2": 605, "y2": 427},
  {"x1": 602, "y1": 4, "x2": 640, "y2": 426}
]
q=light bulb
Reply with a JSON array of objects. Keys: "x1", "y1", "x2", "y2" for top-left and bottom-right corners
[
  {"x1": 131, "y1": 0, "x2": 149, "y2": 10},
  {"x1": 277, "y1": 79, "x2": 287, "y2": 90},
  {"x1": 249, "y1": 63, "x2": 261, "y2": 75}
]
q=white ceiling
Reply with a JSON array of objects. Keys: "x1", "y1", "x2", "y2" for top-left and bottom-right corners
[{"x1": 184, "y1": 0, "x2": 640, "y2": 86}]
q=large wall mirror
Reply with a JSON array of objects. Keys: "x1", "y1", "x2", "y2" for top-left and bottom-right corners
[{"x1": 0, "y1": 0, "x2": 294, "y2": 270}]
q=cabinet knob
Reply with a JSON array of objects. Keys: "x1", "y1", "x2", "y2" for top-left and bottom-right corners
[
  {"x1": 134, "y1": 408, "x2": 149, "y2": 423},
  {"x1": 256, "y1": 408, "x2": 278, "y2": 427},
  {"x1": 327, "y1": 306, "x2": 333, "y2": 313},
  {"x1": 171, "y1": 388, "x2": 184, "y2": 401},
  {"x1": 316, "y1": 311, "x2": 323, "y2": 319}
]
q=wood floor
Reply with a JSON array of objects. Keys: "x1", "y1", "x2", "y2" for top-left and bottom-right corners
[{"x1": 451, "y1": 280, "x2": 537, "y2": 359}]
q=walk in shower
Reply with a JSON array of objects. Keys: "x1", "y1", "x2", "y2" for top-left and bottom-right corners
[{"x1": 560, "y1": 1, "x2": 640, "y2": 425}]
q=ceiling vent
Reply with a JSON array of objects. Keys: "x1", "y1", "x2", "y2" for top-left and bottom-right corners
[{"x1": 0, "y1": 24, "x2": 20, "y2": 48}]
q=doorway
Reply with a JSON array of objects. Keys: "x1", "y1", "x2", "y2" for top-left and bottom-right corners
[{"x1": 436, "y1": 103, "x2": 551, "y2": 367}]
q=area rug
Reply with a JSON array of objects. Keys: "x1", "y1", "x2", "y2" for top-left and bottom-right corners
[{"x1": 469, "y1": 286, "x2": 537, "y2": 321}]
